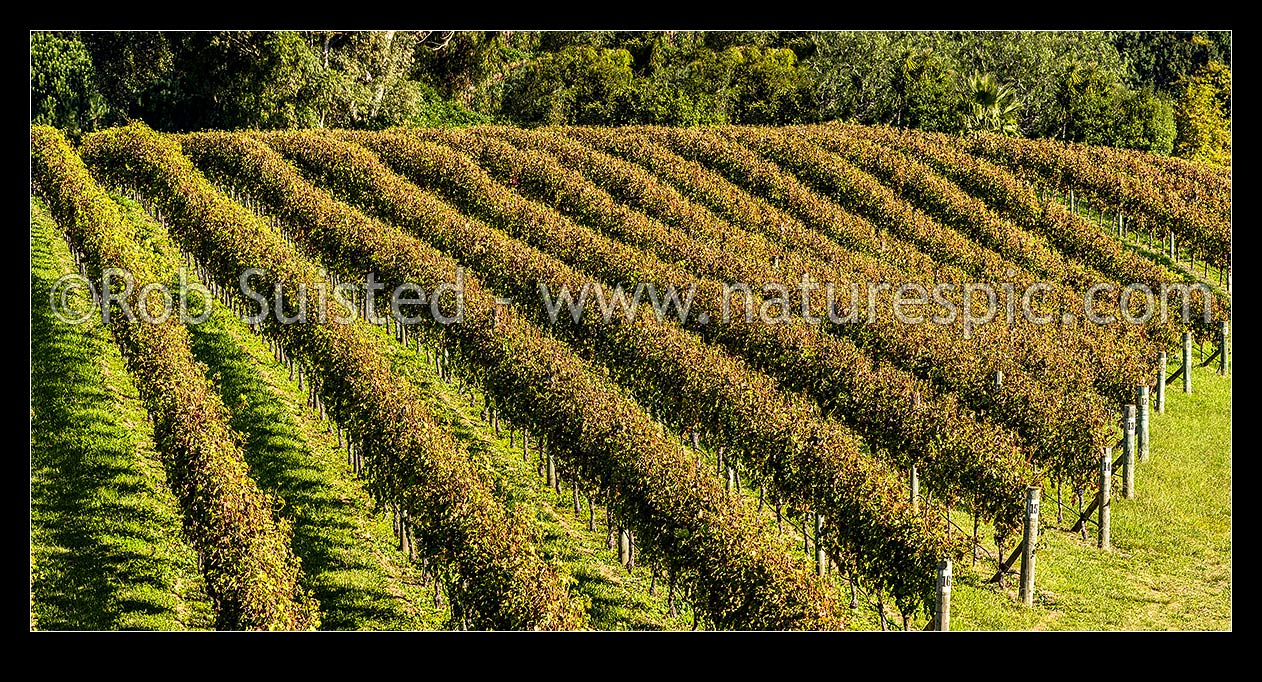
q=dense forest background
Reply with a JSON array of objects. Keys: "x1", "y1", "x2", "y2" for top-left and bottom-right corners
[{"x1": 31, "y1": 30, "x2": 1231, "y2": 165}]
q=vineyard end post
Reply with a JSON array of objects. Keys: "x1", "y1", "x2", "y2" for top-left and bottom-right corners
[
  {"x1": 1137, "y1": 386, "x2": 1150, "y2": 463},
  {"x1": 1183, "y1": 332, "x2": 1193, "y2": 394},
  {"x1": 1156, "y1": 352, "x2": 1167, "y2": 414},
  {"x1": 1019, "y1": 486, "x2": 1040, "y2": 607},
  {"x1": 1122, "y1": 405, "x2": 1136, "y2": 499},
  {"x1": 1219, "y1": 321, "x2": 1229, "y2": 375},
  {"x1": 910, "y1": 465, "x2": 919, "y2": 514},
  {"x1": 1099, "y1": 448, "x2": 1112, "y2": 550},
  {"x1": 936, "y1": 559, "x2": 952, "y2": 631}
]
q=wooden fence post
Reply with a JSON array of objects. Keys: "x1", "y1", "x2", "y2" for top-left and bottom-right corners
[
  {"x1": 1019, "y1": 486, "x2": 1040, "y2": 607},
  {"x1": 1156, "y1": 352, "x2": 1167, "y2": 414},
  {"x1": 1122, "y1": 405, "x2": 1136, "y2": 499},
  {"x1": 936, "y1": 559, "x2": 952, "y2": 631},
  {"x1": 1219, "y1": 321, "x2": 1229, "y2": 375},
  {"x1": 910, "y1": 465, "x2": 919, "y2": 514},
  {"x1": 1183, "y1": 332, "x2": 1193, "y2": 394},
  {"x1": 815, "y1": 513, "x2": 826, "y2": 578},
  {"x1": 1099, "y1": 448, "x2": 1112, "y2": 550},
  {"x1": 972, "y1": 497, "x2": 980, "y2": 567},
  {"x1": 619, "y1": 528, "x2": 631, "y2": 567},
  {"x1": 1137, "y1": 386, "x2": 1150, "y2": 464}
]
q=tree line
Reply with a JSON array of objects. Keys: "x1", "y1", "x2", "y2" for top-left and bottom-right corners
[{"x1": 31, "y1": 30, "x2": 1230, "y2": 165}]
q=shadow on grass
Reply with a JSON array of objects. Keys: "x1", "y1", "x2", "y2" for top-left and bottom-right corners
[
  {"x1": 185, "y1": 306, "x2": 428, "y2": 630},
  {"x1": 382, "y1": 336, "x2": 690, "y2": 631},
  {"x1": 30, "y1": 210, "x2": 211, "y2": 630}
]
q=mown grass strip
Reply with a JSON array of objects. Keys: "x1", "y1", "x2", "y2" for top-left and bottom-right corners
[{"x1": 31, "y1": 198, "x2": 214, "y2": 631}]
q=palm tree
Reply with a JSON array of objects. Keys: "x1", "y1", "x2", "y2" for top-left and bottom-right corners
[
  {"x1": 960, "y1": 71, "x2": 1021, "y2": 136},
  {"x1": 1057, "y1": 59, "x2": 1108, "y2": 142}
]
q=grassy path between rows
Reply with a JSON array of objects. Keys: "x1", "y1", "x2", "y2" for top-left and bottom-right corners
[
  {"x1": 118, "y1": 196, "x2": 447, "y2": 630},
  {"x1": 370, "y1": 318, "x2": 694, "y2": 629},
  {"x1": 30, "y1": 198, "x2": 213, "y2": 630}
]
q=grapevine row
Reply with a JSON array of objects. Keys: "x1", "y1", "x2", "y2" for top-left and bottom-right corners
[
  {"x1": 193, "y1": 130, "x2": 847, "y2": 628},
  {"x1": 464, "y1": 128, "x2": 1050, "y2": 507},
  {"x1": 80, "y1": 123, "x2": 580, "y2": 631},
  {"x1": 834, "y1": 123, "x2": 1227, "y2": 339},
  {"x1": 803, "y1": 126, "x2": 1142, "y2": 308},
  {"x1": 722, "y1": 125, "x2": 1156, "y2": 404},
  {"x1": 1084, "y1": 144, "x2": 1229, "y2": 222},
  {"x1": 959, "y1": 133, "x2": 1231, "y2": 269},
  {"x1": 1143, "y1": 152, "x2": 1230, "y2": 213},
  {"x1": 31, "y1": 125, "x2": 319, "y2": 630},
  {"x1": 478, "y1": 126, "x2": 1108, "y2": 484},
  {"x1": 799, "y1": 125, "x2": 1173, "y2": 392},
  {"x1": 283, "y1": 129, "x2": 986, "y2": 610},
  {"x1": 364, "y1": 128, "x2": 1032, "y2": 524},
  {"x1": 626, "y1": 125, "x2": 1123, "y2": 398}
]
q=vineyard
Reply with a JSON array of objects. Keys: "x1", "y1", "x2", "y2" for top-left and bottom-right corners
[{"x1": 30, "y1": 122, "x2": 1231, "y2": 630}]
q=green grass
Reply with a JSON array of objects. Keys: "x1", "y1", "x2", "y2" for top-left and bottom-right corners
[
  {"x1": 30, "y1": 198, "x2": 214, "y2": 631},
  {"x1": 949, "y1": 360, "x2": 1231, "y2": 630},
  {"x1": 114, "y1": 196, "x2": 447, "y2": 630}
]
